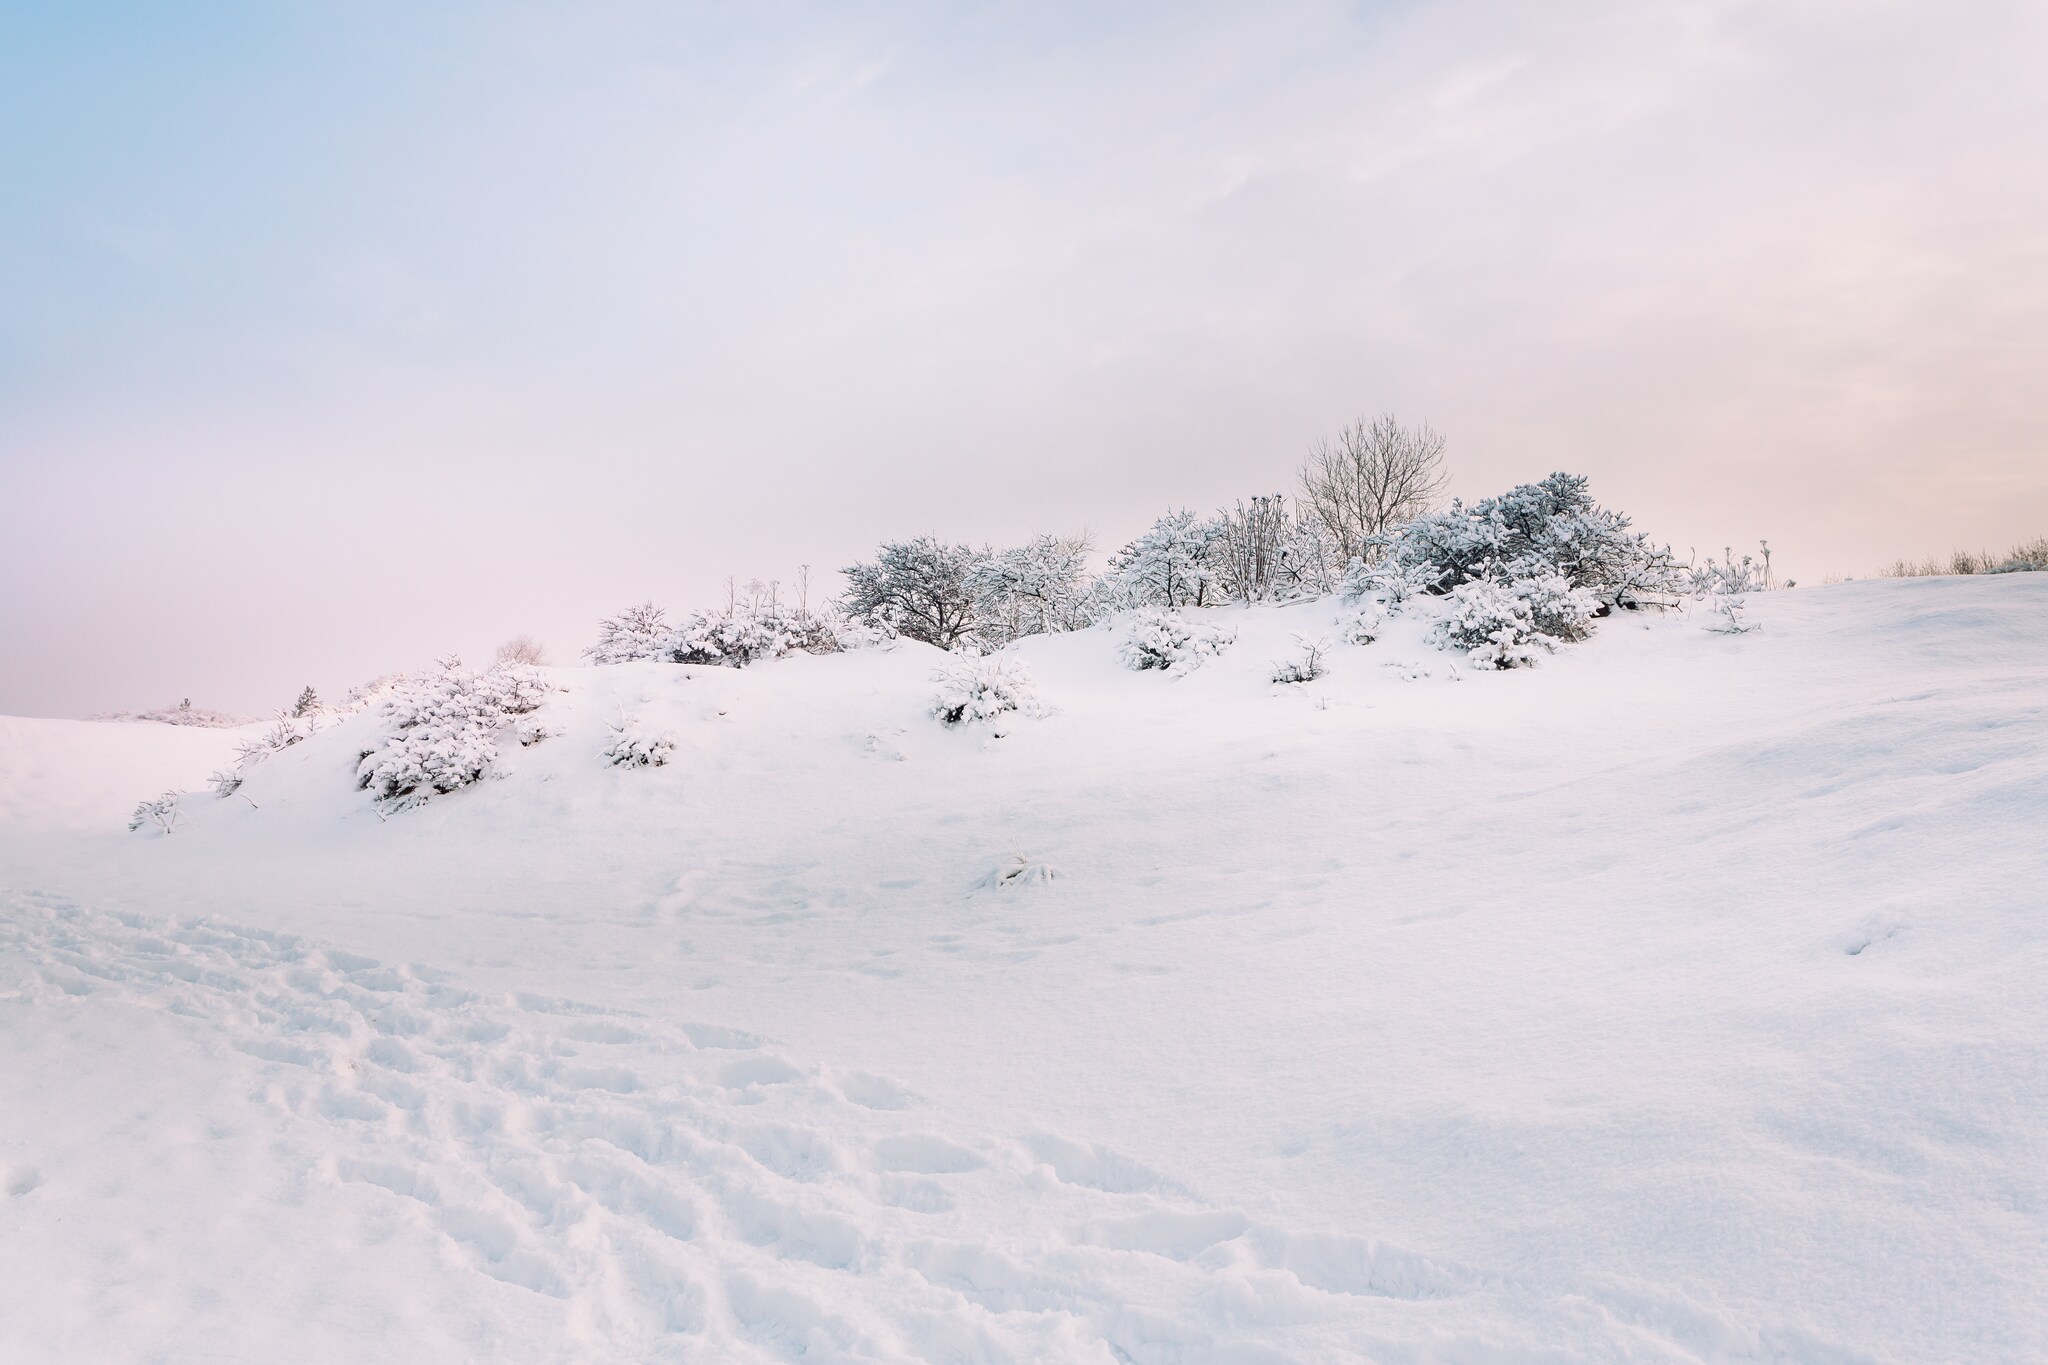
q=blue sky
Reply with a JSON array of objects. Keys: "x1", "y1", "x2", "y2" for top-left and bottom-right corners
[{"x1": 4, "y1": 1, "x2": 2046, "y2": 714}]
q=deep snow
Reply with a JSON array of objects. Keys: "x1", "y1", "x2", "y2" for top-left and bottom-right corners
[{"x1": 3, "y1": 576, "x2": 2045, "y2": 1362}]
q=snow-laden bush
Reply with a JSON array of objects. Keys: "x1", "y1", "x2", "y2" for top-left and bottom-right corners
[
  {"x1": 603, "y1": 713, "x2": 676, "y2": 767},
  {"x1": 1434, "y1": 581, "x2": 1552, "y2": 669},
  {"x1": 1117, "y1": 609, "x2": 1236, "y2": 675},
  {"x1": 234, "y1": 714, "x2": 310, "y2": 768},
  {"x1": 1337, "y1": 603, "x2": 1384, "y2": 645},
  {"x1": 1704, "y1": 595, "x2": 1757, "y2": 634},
  {"x1": 1513, "y1": 572, "x2": 1600, "y2": 644},
  {"x1": 1380, "y1": 473, "x2": 1684, "y2": 610},
  {"x1": 1688, "y1": 544, "x2": 1775, "y2": 596},
  {"x1": 1270, "y1": 634, "x2": 1331, "y2": 684},
  {"x1": 670, "y1": 600, "x2": 841, "y2": 667},
  {"x1": 1106, "y1": 510, "x2": 1223, "y2": 609},
  {"x1": 355, "y1": 660, "x2": 550, "y2": 807},
  {"x1": 971, "y1": 534, "x2": 1100, "y2": 645},
  {"x1": 585, "y1": 602, "x2": 673, "y2": 664},
  {"x1": 128, "y1": 790, "x2": 183, "y2": 833},
  {"x1": 930, "y1": 654, "x2": 1045, "y2": 727},
  {"x1": 337, "y1": 672, "x2": 419, "y2": 715},
  {"x1": 1338, "y1": 556, "x2": 1440, "y2": 612}
]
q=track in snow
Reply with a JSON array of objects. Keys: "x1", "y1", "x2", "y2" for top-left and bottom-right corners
[{"x1": 0, "y1": 892, "x2": 1867, "y2": 1363}]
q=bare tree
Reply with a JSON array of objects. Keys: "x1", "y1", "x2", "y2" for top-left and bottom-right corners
[
  {"x1": 494, "y1": 635, "x2": 550, "y2": 667},
  {"x1": 1298, "y1": 415, "x2": 1449, "y2": 562}
]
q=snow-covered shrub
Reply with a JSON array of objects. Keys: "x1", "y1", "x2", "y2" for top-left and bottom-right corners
[
  {"x1": 1513, "y1": 572, "x2": 1600, "y2": 644},
  {"x1": 128, "y1": 791, "x2": 183, "y2": 833},
  {"x1": 1434, "y1": 581, "x2": 1551, "y2": 669},
  {"x1": 669, "y1": 600, "x2": 841, "y2": 667},
  {"x1": 337, "y1": 672, "x2": 418, "y2": 715},
  {"x1": 603, "y1": 714, "x2": 676, "y2": 767},
  {"x1": 971, "y1": 534, "x2": 1100, "y2": 645},
  {"x1": 1117, "y1": 609, "x2": 1236, "y2": 675},
  {"x1": 1338, "y1": 556, "x2": 1439, "y2": 612},
  {"x1": 1337, "y1": 603, "x2": 1384, "y2": 645},
  {"x1": 355, "y1": 660, "x2": 550, "y2": 807},
  {"x1": 1382, "y1": 473, "x2": 1684, "y2": 610},
  {"x1": 234, "y1": 714, "x2": 309, "y2": 768},
  {"x1": 1270, "y1": 634, "x2": 1331, "y2": 684},
  {"x1": 1106, "y1": 510, "x2": 1223, "y2": 608},
  {"x1": 585, "y1": 601, "x2": 673, "y2": 664},
  {"x1": 1704, "y1": 595, "x2": 1757, "y2": 634},
  {"x1": 1688, "y1": 541, "x2": 1791, "y2": 595},
  {"x1": 930, "y1": 654, "x2": 1045, "y2": 727},
  {"x1": 1212, "y1": 495, "x2": 1338, "y2": 603},
  {"x1": 210, "y1": 768, "x2": 243, "y2": 798}
]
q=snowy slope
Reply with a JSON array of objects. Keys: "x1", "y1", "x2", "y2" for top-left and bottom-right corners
[{"x1": 3, "y1": 576, "x2": 2045, "y2": 1362}]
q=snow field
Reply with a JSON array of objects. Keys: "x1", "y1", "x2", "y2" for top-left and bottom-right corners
[
  {"x1": 3, "y1": 574, "x2": 2046, "y2": 1361},
  {"x1": 0, "y1": 892, "x2": 1847, "y2": 1363}
]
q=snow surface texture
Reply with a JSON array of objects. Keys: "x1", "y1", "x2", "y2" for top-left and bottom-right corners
[{"x1": 4, "y1": 576, "x2": 2047, "y2": 1362}]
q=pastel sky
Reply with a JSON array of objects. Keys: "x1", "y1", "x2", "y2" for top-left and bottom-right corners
[{"x1": 4, "y1": 1, "x2": 2045, "y2": 716}]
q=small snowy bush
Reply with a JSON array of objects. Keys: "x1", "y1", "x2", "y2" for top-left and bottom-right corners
[
  {"x1": 1338, "y1": 556, "x2": 1439, "y2": 613},
  {"x1": 1270, "y1": 634, "x2": 1331, "y2": 685},
  {"x1": 930, "y1": 654, "x2": 1045, "y2": 727},
  {"x1": 234, "y1": 714, "x2": 310, "y2": 768},
  {"x1": 1434, "y1": 581, "x2": 1551, "y2": 670},
  {"x1": 1118, "y1": 609, "x2": 1236, "y2": 675},
  {"x1": 1337, "y1": 603, "x2": 1384, "y2": 645},
  {"x1": 1704, "y1": 595, "x2": 1757, "y2": 634},
  {"x1": 355, "y1": 659, "x2": 550, "y2": 807},
  {"x1": 128, "y1": 790, "x2": 183, "y2": 833},
  {"x1": 585, "y1": 601, "x2": 673, "y2": 664},
  {"x1": 1513, "y1": 572, "x2": 1600, "y2": 644},
  {"x1": 603, "y1": 714, "x2": 676, "y2": 767}
]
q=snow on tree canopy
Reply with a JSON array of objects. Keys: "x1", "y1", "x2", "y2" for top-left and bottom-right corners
[{"x1": 1381, "y1": 472, "x2": 1685, "y2": 609}]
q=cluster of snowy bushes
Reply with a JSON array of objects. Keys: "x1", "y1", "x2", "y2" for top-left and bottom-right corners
[
  {"x1": 92, "y1": 699, "x2": 249, "y2": 728},
  {"x1": 587, "y1": 579, "x2": 860, "y2": 668},
  {"x1": 1883, "y1": 535, "x2": 2048, "y2": 579},
  {"x1": 354, "y1": 659, "x2": 550, "y2": 808},
  {"x1": 550, "y1": 419, "x2": 1786, "y2": 700}
]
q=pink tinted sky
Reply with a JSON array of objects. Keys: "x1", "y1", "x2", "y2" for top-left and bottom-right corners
[{"x1": 3, "y1": 0, "x2": 2045, "y2": 716}]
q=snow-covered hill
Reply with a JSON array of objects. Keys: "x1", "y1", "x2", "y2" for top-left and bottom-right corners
[{"x1": 4, "y1": 576, "x2": 2045, "y2": 1362}]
